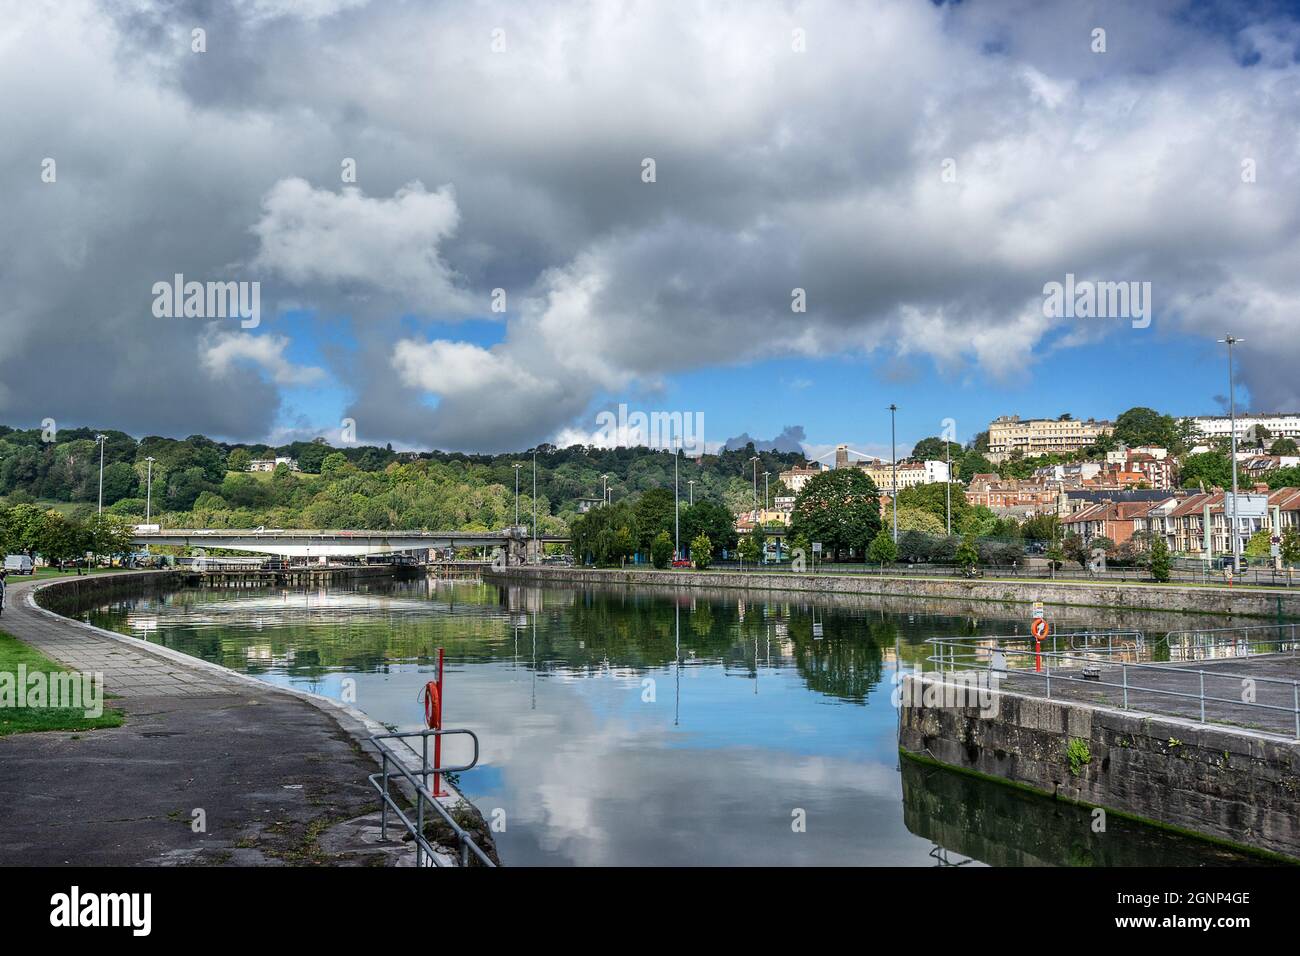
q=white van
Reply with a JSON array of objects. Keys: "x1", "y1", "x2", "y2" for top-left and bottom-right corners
[{"x1": 4, "y1": 554, "x2": 34, "y2": 575}]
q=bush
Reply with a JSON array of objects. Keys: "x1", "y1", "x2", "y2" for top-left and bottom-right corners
[
  {"x1": 867, "y1": 531, "x2": 897, "y2": 565},
  {"x1": 1149, "y1": 537, "x2": 1171, "y2": 582},
  {"x1": 954, "y1": 535, "x2": 979, "y2": 571},
  {"x1": 690, "y1": 533, "x2": 712, "y2": 569},
  {"x1": 651, "y1": 531, "x2": 674, "y2": 569}
]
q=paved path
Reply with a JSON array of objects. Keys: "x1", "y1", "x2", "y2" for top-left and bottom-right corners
[
  {"x1": 0, "y1": 575, "x2": 399, "y2": 866},
  {"x1": 1002, "y1": 652, "x2": 1300, "y2": 738}
]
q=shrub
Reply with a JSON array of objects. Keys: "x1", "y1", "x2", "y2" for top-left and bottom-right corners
[
  {"x1": 651, "y1": 531, "x2": 674, "y2": 569},
  {"x1": 867, "y1": 531, "x2": 897, "y2": 565},
  {"x1": 690, "y1": 533, "x2": 712, "y2": 569}
]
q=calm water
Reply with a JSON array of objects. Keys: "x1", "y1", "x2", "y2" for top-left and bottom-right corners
[{"x1": 80, "y1": 578, "x2": 1256, "y2": 866}]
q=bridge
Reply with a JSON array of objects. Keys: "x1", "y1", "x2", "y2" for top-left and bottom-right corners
[{"x1": 131, "y1": 527, "x2": 569, "y2": 559}]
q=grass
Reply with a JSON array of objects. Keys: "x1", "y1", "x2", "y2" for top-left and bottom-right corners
[{"x1": 0, "y1": 630, "x2": 124, "y2": 736}]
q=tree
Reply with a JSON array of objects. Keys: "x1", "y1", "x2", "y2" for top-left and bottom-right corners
[
  {"x1": 101, "y1": 461, "x2": 138, "y2": 505},
  {"x1": 320, "y1": 452, "x2": 350, "y2": 478},
  {"x1": 867, "y1": 531, "x2": 897, "y2": 565},
  {"x1": 86, "y1": 513, "x2": 135, "y2": 562},
  {"x1": 634, "y1": 488, "x2": 675, "y2": 553},
  {"x1": 1270, "y1": 438, "x2": 1299, "y2": 456},
  {"x1": 690, "y1": 533, "x2": 712, "y2": 569},
  {"x1": 1113, "y1": 407, "x2": 1178, "y2": 450},
  {"x1": 736, "y1": 534, "x2": 761, "y2": 565},
  {"x1": 896, "y1": 482, "x2": 969, "y2": 528},
  {"x1": 35, "y1": 511, "x2": 88, "y2": 568},
  {"x1": 909, "y1": 437, "x2": 962, "y2": 462},
  {"x1": 1062, "y1": 532, "x2": 1088, "y2": 567},
  {"x1": 1149, "y1": 537, "x2": 1171, "y2": 582},
  {"x1": 954, "y1": 534, "x2": 979, "y2": 571},
  {"x1": 680, "y1": 499, "x2": 737, "y2": 556},
  {"x1": 227, "y1": 448, "x2": 252, "y2": 472},
  {"x1": 1281, "y1": 528, "x2": 1300, "y2": 568},
  {"x1": 896, "y1": 507, "x2": 945, "y2": 534},
  {"x1": 651, "y1": 530, "x2": 674, "y2": 569},
  {"x1": 1022, "y1": 512, "x2": 1059, "y2": 543},
  {"x1": 1180, "y1": 452, "x2": 1231, "y2": 490},
  {"x1": 789, "y1": 469, "x2": 882, "y2": 560},
  {"x1": 1244, "y1": 529, "x2": 1273, "y2": 560}
]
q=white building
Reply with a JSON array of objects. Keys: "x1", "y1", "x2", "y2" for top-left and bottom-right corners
[
  {"x1": 863, "y1": 459, "x2": 950, "y2": 491},
  {"x1": 249, "y1": 456, "x2": 299, "y2": 472},
  {"x1": 1187, "y1": 413, "x2": 1300, "y2": 444}
]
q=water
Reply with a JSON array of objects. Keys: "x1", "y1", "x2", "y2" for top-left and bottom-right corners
[{"x1": 78, "y1": 577, "x2": 1256, "y2": 866}]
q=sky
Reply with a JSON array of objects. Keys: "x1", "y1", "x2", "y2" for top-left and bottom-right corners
[{"x1": 2, "y1": 0, "x2": 1299, "y2": 460}]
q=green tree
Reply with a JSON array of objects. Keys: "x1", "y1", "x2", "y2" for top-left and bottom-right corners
[
  {"x1": 789, "y1": 469, "x2": 882, "y2": 560},
  {"x1": 320, "y1": 452, "x2": 351, "y2": 478},
  {"x1": 1280, "y1": 528, "x2": 1300, "y2": 568},
  {"x1": 909, "y1": 437, "x2": 962, "y2": 462},
  {"x1": 651, "y1": 530, "x2": 674, "y2": 569},
  {"x1": 36, "y1": 511, "x2": 89, "y2": 568},
  {"x1": 634, "y1": 488, "x2": 676, "y2": 553},
  {"x1": 954, "y1": 534, "x2": 979, "y2": 571},
  {"x1": 1270, "y1": 438, "x2": 1299, "y2": 456},
  {"x1": 1022, "y1": 512, "x2": 1059, "y2": 543},
  {"x1": 690, "y1": 533, "x2": 712, "y2": 569},
  {"x1": 227, "y1": 448, "x2": 252, "y2": 472},
  {"x1": 1113, "y1": 407, "x2": 1178, "y2": 449},
  {"x1": 1244, "y1": 529, "x2": 1273, "y2": 560},
  {"x1": 867, "y1": 531, "x2": 897, "y2": 565},
  {"x1": 680, "y1": 500, "x2": 738, "y2": 555},
  {"x1": 896, "y1": 482, "x2": 969, "y2": 527},
  {"x1": 896, "y1": 507, "x2": 945, "y2": 534},
  {"x1": 1149, "y1": 536, "x2": 1171, "y2": 582},
  {"x1": 736, "y1": 533, "x2": 761, "y2": 565},
  {"x1": 86, "y1": 513, "x2": 135, "y2": 562},
  {"x1": 1180, "y1": 452, "x2": 1231, "y2": 490}
]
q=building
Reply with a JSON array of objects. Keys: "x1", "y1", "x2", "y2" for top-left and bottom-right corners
[
  {"x1": 778, "y1": 464, "x2": 828, "y2": 494},
  {"x1": 965, "y1": 474, "x2": 1061, "y2": 514},
  {"x1": 1186, "y1": 413, "x2": 1300, "y2": 445},
  {"x1": 248, "y1": 456, "x2": 299, "y2": 472},
  {"x1": 860, "y1": 459, "x2": 950, "y2": 492},
  {"x1": 1060, "y1": 500, "x2": 1156, "y2": 549},
  {"x1": 986, "y1": 415, "x2": 1113, "y2": 463}
]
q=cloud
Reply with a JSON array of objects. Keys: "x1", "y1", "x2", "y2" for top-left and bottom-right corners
[
  {"x1": 251, "y1": 178, "x2": 469, "y2": 310},
  {"x1": 201, "y1": 330, "x2": 327, "y2": 387},
  {"x1": 4, "y1": 0, "x2": 1300, "y2": 448}
]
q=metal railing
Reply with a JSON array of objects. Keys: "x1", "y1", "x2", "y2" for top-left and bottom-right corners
[
  {"x1": 1161, "y1": 623, "x2": 1300, "y2": 662},
  {"x1": 925, "y1": 631, "x2": 1300, "y2": 740},
  {"x1": 368, "y1": 727, "x2": 496, "y2": 867}
]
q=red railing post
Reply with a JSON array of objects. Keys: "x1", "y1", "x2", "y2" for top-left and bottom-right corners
[{"x1": 433, "y1": 647, "x2": 445, "y2": 796}]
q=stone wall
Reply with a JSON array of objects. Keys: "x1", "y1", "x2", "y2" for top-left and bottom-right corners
[
  {"x1": 33, "y1": 570, "x2": 194, "y2": 615},
  {"x1": 898, "y1": 673, "x2": 1300, "y2": 860},
  {"x1": 486, "y1": 566, "x2": 1300, "y2": 619}
]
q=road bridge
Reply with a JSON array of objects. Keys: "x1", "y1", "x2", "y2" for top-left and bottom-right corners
[{"x1": 131, "y1": 527, "x2": 568, "y2": 559}]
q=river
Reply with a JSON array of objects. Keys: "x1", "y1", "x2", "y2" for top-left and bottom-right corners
[{"x1": 78, "y1": 576, "x2": 1257, "y2": 866}]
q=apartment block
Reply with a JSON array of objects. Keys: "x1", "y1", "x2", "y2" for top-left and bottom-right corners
[{"x1": 986, "y1": 415, "x2": 1113, "y2": 462}]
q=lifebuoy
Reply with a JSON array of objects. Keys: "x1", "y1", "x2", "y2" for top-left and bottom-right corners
[{"x1": 423, "y1": 680, "x2": 441, "y2": 729}]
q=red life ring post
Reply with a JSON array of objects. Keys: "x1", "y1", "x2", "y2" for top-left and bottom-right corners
[{"x1": 1031, "y1": 617, "x2": 1050, "y2": 672}]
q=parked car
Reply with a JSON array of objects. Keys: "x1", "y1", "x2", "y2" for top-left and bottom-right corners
[
  {"x1": 672, "y1": 559, "x2": 693, "y2": 568},
  {"x1": 4, "y1": 554, "x2": 35, "y2": 575}
]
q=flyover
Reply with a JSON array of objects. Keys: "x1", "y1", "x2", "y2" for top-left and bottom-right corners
[{"x1": 131, "y1": 527, "x2": 568, "y2": 559}]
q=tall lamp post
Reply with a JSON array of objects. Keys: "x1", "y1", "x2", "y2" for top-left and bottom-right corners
[
  {"x1": 95, "y1": 434, "x2": 107, "y2": 514},
  {"x1": 513, "y1": 462, "x2": 522, "y2": 526},
  {"x1": 532, "y1": 450, "x2": 538, "y2": 563},
  {"x1": 601, "y1": 473, "x2": 610, "y2": 506},
  {"x1": 945, "y1": 441, "x2": 952, "y2": 536},
  {"x1": 888, "y1": 406, "x2": 898, "y2": 543},
  {"x1": 763, "y1": 471, "x2": 770, "y2": 511},
  {"x1": 145, "y1": 456, "x2": 156, "y2": 523},
  {"x1": 1219, "y1": 334, "x2": 1244, "y2": 573},
  {"x1": 749, "y1": 455, "x2": 759, "y2": 516},
  {"x1": 687, "y1": 479, "x2": 695, "y2": 506},
  {"x1": 674, "y1": 439, "x2": 681, "y2": 560}
]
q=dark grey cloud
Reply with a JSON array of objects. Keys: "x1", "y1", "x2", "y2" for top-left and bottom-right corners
[{"x1": 2, "y1": 0, "x2": 1299, "y2": 450}]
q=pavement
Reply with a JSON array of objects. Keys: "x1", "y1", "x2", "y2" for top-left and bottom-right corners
[
  {"x1": 1001, "y1": 652, "x2": 1300, "y2": 738},
  {"x1": 0, "y1": 574, "x2": 405, "y2": 866}
]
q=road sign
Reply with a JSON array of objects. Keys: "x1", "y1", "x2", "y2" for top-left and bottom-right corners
[
  {"x1": 1031, "y1": 617, "x2": 1050, "y2": 640},
  {"x1": 1032, "y1": 601, "x2": 1044, "y2": 620},
  {"x1": 812, "y1": 542, "x2": 822, "y2": 554}
]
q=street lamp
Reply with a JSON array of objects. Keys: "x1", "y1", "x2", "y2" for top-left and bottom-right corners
[
  {"x1": 749, "y1": 455, "x2": 760, "y2": 516},
  {"x1": 888, "y1": 405, "x2": 898, "y2": 543},
  {"x1": 688, "y1": 478, "x2": 695, "y2": 506},
  {"x1": 513, "y1": 462, "x2": 522, "y2": 526},
  {"x1": 532, "y1": 450, "x2": 538, "y2": 562},
  {"x1": 145, "y1": 456, "x2": 156, "y2": 523},
  {"x1": 763, "y1": 471, "x2": 770, "y2": 511},
  {"x1": 1219, "y1": 334, "x2": 1244, "y2": 573},
  {"x1": 674, "y1": 439, "x2": 680, "y2": 560},
  {"x1": 945, "y1": 441, "x2": 952, "y2": 537},
  {"x1": 601, "y1": 473, "x2": 610, "y2": 506},
  {"x1": 95, "y1": 434, "x2": 107, "y2": 514}
]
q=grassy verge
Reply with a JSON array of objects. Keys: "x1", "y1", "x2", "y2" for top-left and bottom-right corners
[{"x1": 0, "y1": 630, "x2": 124, "y2": 736}]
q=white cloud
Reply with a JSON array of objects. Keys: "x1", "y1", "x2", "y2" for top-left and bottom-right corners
[{"x1": 201, "y1": 330, "x2": 326, "y2": 387}]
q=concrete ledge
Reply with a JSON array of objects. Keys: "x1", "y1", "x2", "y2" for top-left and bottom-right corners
[
  {"x1": 487, "y1": 565, "x2": 1300, "y2": 618},
  {"x1": 899, "y1": 671, "x2": 1300, "y2": 861}
]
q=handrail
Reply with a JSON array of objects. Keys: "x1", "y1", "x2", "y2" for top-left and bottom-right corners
[
  {"x1": 924, "y1": 635, "x2": 1300, "y2": 740},
  {"x1": 367, "y1": 727, "x2": 495, "y2": 867}
]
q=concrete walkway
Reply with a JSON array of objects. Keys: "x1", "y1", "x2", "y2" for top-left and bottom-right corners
[
  {"x1": 0, "y1": 574, "x2": 401, "y2": 866},
  {"x1": 1002, "y1": 653, "x2": 1300, "y2": 738}
]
